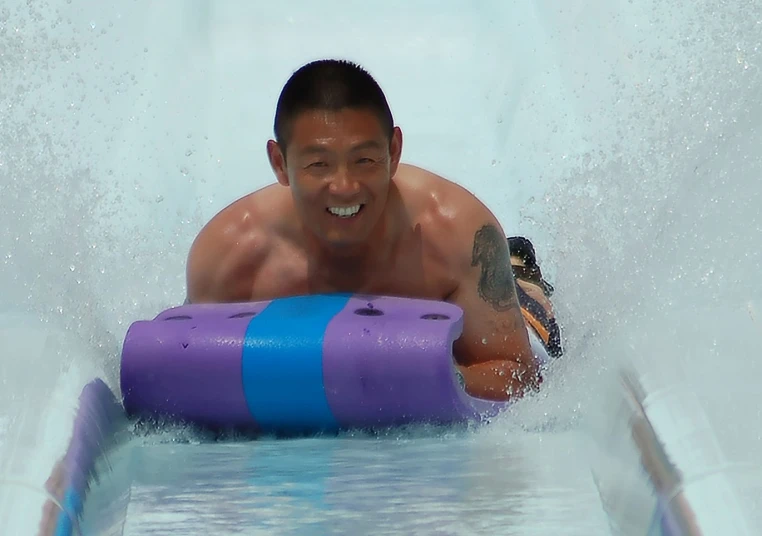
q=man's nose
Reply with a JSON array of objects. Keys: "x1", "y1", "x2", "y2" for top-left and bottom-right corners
[{"x1": 328, "y1": 167, "x2": 360, "y2": 196}]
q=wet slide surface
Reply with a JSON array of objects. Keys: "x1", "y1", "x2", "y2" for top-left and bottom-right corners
[
  {"x1": 1, "y1": 0, "x2": 761, "y2": 534},
  {"x1": 83, "y1": 431, "x2": 609, "y2": 536}
]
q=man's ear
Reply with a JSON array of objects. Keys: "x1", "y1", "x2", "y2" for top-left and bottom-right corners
[
  {"x1": 267, "y1": 139, "x2": 289, "y2": 186},
  {"x1": 388, "y1": 126, "x2": 403, "y2": 177}
]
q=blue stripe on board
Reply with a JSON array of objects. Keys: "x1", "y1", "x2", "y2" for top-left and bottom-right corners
[
  {"x1": 54, "y1": 488, "x2": 82, "y2": 536},
  {"x1": 241, "y1": 294, "x2": 350, "y2": 432}
]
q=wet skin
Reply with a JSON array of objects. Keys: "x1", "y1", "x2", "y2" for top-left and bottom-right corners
[{"x1": 186, "y1": 108, "x2": 539, "y2": 401}]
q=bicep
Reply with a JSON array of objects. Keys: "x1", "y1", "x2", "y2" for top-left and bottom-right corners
[
  {"x1": 185, "y1": 231, "x2": 246, "y2": 304},
  {"x1": 185, "y1": 237, "x2": 216, "y2": 304},
  {"x1": 449, "y1": 223, "x2": 533, "y2": 367},
  {"x1": 187, "y1": 225, "x2": 271, "y2": 304}
]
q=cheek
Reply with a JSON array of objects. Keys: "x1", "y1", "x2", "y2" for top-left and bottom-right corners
[
  {"x1": 291, "y1": 184, "x2": 326, "y2": 218},
  {"x1": 370, "y1": 178, "x2": 390, "y2": 200},
  {"x1": 290, "y1": 176, "x2": 317, "y2": 200}
]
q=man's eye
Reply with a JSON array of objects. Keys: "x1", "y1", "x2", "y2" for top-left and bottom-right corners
[
  {"x1": 307, "y1": 161, "x2": 327, "y2": 168},
  {"x1": 357, "y1": 158, "x2": 374, "y2": 164}
]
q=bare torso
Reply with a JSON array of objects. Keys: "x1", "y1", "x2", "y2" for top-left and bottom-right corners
[
  {"x1": 187, "y1": 162, "x2": 544, "y2": 401},
  {"x1": 187, "y1": 164, "x2": 469, "y2": 305}
]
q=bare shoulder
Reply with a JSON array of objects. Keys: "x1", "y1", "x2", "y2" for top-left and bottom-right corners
[
  {"x1": 395, "y1": 164, "x2": 506, "y2": 270},
  {"x1": 186, "y1": 185, "x2": 287, "y2": 303}
]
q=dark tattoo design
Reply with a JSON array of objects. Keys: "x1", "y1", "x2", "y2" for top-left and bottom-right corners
[{"x1": 471, "y1": 224, "x2": 520, "y2": 312}]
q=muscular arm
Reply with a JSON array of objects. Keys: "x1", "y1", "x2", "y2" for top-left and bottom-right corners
[
  {"x1": 185, "y1": 215, "x2": 269, "y2": 304},
  {"x1": 447, "y1": 211, "x2": 541, "y2": 401}
]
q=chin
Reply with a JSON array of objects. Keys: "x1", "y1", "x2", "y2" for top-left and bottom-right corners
[
  {"x1": 318, "y1": 230, "x2": 371, "y2": 249},
  {"x1": 316, "y1": 220, "x2": 375, "y2": 249},
  {"x1": 323, "y1": 236, "x2": 366, "y2": 248}
]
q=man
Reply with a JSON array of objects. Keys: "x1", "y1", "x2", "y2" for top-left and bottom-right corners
[{"x1": 186, "y1": 59, "x2": 561, "y2": 402}]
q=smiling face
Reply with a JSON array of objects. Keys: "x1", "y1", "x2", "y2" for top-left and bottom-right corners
[{"x1": 268, "y1": 108, "x2": 402, "y2": 252}]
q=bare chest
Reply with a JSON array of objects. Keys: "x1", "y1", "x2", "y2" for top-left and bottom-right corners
[{"x1": 251, "y1": 245, "x2": 457, "y2": 302}]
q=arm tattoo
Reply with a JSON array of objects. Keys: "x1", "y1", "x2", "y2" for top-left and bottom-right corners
[{"x1": 471, "y1": 224, "x2": 520, "y2": 312}]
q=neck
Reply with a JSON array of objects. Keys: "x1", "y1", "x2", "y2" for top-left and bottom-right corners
[
  {"x1": 305, "y1": 201, "x2": 402, "y2": 289},
  {"x1": 309, "y1": 220, "x2": 391, "y2": 269}
]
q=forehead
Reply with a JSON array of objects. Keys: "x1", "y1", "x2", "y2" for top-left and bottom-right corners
[{"x1": 288, "y1": 108, "x2": 387, "y2": 150}]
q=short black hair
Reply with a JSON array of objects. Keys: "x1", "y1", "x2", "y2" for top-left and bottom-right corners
[{"x1": 273, "y1": 59, "x2": 394, "y2": 152}]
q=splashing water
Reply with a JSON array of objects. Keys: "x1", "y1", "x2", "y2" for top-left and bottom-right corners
[{"x1": 1, "y1": 0, "x2": 761, "y2": 533}]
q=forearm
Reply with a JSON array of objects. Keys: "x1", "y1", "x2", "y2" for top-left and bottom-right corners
[{"x1": 457, "y1": 359, "x2": 541, "y2": 401}]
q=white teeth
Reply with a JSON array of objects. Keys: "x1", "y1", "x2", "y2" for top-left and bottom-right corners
[{"x1": 328, "y1": 204, "x2": 362, "y2": 218}]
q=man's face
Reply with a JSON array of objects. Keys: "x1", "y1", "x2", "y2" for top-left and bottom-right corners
[{"x1": 271, "y1": 108, "x2": 401, "y2": 249}]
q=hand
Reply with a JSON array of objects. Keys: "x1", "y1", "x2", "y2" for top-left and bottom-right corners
[{"x1": 456, "y1": 361, "x2": 540, "y2": 401}]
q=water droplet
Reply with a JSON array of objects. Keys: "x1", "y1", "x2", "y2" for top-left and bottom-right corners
[{"x1": 481, "y1": 338, "x2": 488, "y2": 345}]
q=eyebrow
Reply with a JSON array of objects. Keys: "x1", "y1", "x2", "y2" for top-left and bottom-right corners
[
  {"x1": 298, "y1": 140, "x2": 384, "y2": 155},
  {"x1": 349, "y1": 140, "x2": 384, "y2": 152}
]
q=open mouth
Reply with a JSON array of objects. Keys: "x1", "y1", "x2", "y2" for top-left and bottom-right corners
[{"x1": 326, "y1": 204, "x2": 365, "y2": 218}]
